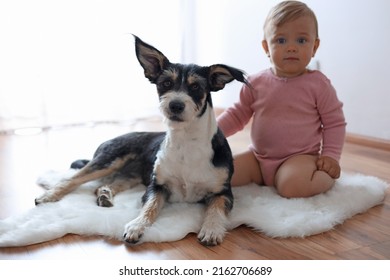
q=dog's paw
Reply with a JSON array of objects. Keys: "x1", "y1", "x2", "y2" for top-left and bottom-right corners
[
  {"x1": 97, "y1": 195, "x2": 113, "y2": 207},
  {"x1": 197, "y1": 224, "x2": 226, "y2": 246},
  {"x1": 34, "y1": 190, "x2": 60, "y2": 205},
  {"x1": 123, "y1": 219, "x2": 145, "y2": 245},
  {"x1": 96, "y1": 186, "x2": 113, "y2": 207}
]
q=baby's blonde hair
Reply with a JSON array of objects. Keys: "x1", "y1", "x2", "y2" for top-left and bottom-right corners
[{"x1": 263, "y1": 1, "x2": 319, "y2": 39}]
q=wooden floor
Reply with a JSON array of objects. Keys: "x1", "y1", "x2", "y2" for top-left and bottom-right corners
[{"x1": 0, "y1": 115, "x2": 389, "y2": 260}]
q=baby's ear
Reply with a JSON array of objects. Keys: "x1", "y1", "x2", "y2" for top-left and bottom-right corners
[
  {"x1": 208, "y1": 64, "x2": 248, "y2": 92},
  {"x1": 312, "y1": 38, "x2": 320, "y2": 57},
  {"x1": 262, "y1": 40, "x2": 270, "y2": 57}
]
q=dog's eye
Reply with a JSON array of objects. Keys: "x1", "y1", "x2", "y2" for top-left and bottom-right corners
[
  {"x1": 162, "y1": 80, "x2": 173, "y2": 89},
  {"x1": 190, "y1": 83, "x2": 199, "y2": 91}
]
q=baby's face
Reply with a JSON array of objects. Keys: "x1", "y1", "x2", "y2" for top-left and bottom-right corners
[{"x1": 263, "y1": 16, "x2": 320, "y2": 78}]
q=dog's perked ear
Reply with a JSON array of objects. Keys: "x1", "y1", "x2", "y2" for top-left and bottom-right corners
[
  {"x1": 134, "y1": 35, "x2": 169, "y2": 83},
  {"x1": 208, "y1": 64, "x2": 248, "y2": 92}
]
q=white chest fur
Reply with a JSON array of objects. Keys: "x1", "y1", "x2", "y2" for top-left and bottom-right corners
[{"x1": 154, "y1": 110, "x2": 228, "y2": 203}]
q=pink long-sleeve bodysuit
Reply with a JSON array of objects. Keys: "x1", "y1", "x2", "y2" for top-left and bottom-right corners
[{"x1": 217, "y1": 69, "x2": 346, "y2": 186}]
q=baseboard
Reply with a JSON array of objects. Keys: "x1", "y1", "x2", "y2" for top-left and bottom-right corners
[{"x1": 346, "y1": 133, "x2": 390, "y2": 151}]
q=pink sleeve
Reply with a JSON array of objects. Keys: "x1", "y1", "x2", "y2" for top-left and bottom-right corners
[
  {"x1": 217, "y1": 84, "x2": 254, "y2": 137},
  {"x1": 317, "y1": 83, "x2": 346, "y2": 161}
]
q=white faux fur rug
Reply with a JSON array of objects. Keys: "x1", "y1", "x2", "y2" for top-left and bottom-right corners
[{"x1": 0, "y1": 171, "x2": 387, "y2": 247}]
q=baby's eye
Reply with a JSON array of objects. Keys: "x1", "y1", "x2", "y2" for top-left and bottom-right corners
[
  {"x1": 276, "y1": 38, "x2": 286, "y2": 44},
  {"x1": 297, "y1": 38, "x2": 307, "y2": 44}
]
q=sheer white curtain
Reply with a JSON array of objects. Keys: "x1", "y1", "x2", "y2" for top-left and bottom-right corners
[{"x1": 0, "y1": 0, "x2": 183, "y2": 132}]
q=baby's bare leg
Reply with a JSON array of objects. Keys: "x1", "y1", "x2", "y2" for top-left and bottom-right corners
[
  {"x1": 231, "y1": 150, "x2": 263, "y2": 187},
  {"x1": 274, "y1": 154, "x2": 335, "y2": 198}
]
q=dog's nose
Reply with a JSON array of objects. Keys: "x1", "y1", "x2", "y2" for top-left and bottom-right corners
[{"x1": 169, "y1": 101, "x2": 185, "y2": 114}]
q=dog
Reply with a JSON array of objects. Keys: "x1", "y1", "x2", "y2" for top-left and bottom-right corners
[{"x1": 35, "y1": 35, "x2": 248, "y2": 246}]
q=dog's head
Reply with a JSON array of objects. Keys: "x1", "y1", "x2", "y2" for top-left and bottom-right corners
[{"x1": 134, "y1": 35, "x2": 248, "y2": 129}]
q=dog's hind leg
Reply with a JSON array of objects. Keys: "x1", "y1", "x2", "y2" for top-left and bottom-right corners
[
  {"x1": 198, "y1": 194, "x2": 233, "y2": 246},
  {"x1": 35, "y1": 154, "x2": 135, "y2": 205},
  {"x1": 96, "y1": 178, "x2": 142, "y2": 207}
]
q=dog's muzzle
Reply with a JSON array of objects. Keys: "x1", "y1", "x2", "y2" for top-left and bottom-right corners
[
  {"x1": 169, "y1": 100, "x2": 185, "y2": 114},
  {"x1": 168, "y1": 100, "x2": 185, "y2": 122}
]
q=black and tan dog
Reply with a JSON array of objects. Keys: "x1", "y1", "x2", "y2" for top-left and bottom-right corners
[{"x1": 35, "y1": 36, "x2": 248, "y2": 246}]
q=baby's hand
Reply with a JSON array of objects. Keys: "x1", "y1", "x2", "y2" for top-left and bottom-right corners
[{"x1": 316, "y1": 156, "x2": 341, "y2": 179}]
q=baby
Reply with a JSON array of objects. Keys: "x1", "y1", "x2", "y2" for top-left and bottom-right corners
[{"x1": 217, "y1": 1, "x2": 346, "y2": 198}]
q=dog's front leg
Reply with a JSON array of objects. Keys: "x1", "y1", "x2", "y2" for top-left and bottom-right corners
[
  {"x1": 123, "y1": 185, "x2": 167, "y2": 244},
  {"x1": 198, "y1": 194, "x2": 233, "y2": 246}
]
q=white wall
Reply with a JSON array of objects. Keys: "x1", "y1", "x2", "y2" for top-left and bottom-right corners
[
  {"x1": 1, "y1": 0, "x2": 389, "y2": 140},
  {"x1": 310, "y1": 0, "x2": 390, "y2": 140},
  {"x1": 0, "y1": 0, "x2": 182, "y2": 129},
  {"x1": 191, "y1": 0, "x2": 390, "y2": 140}
]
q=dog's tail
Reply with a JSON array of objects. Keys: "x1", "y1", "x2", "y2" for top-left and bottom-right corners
[{"x1": 70, "y1": 159, "x2": 90, "y2": 169}]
